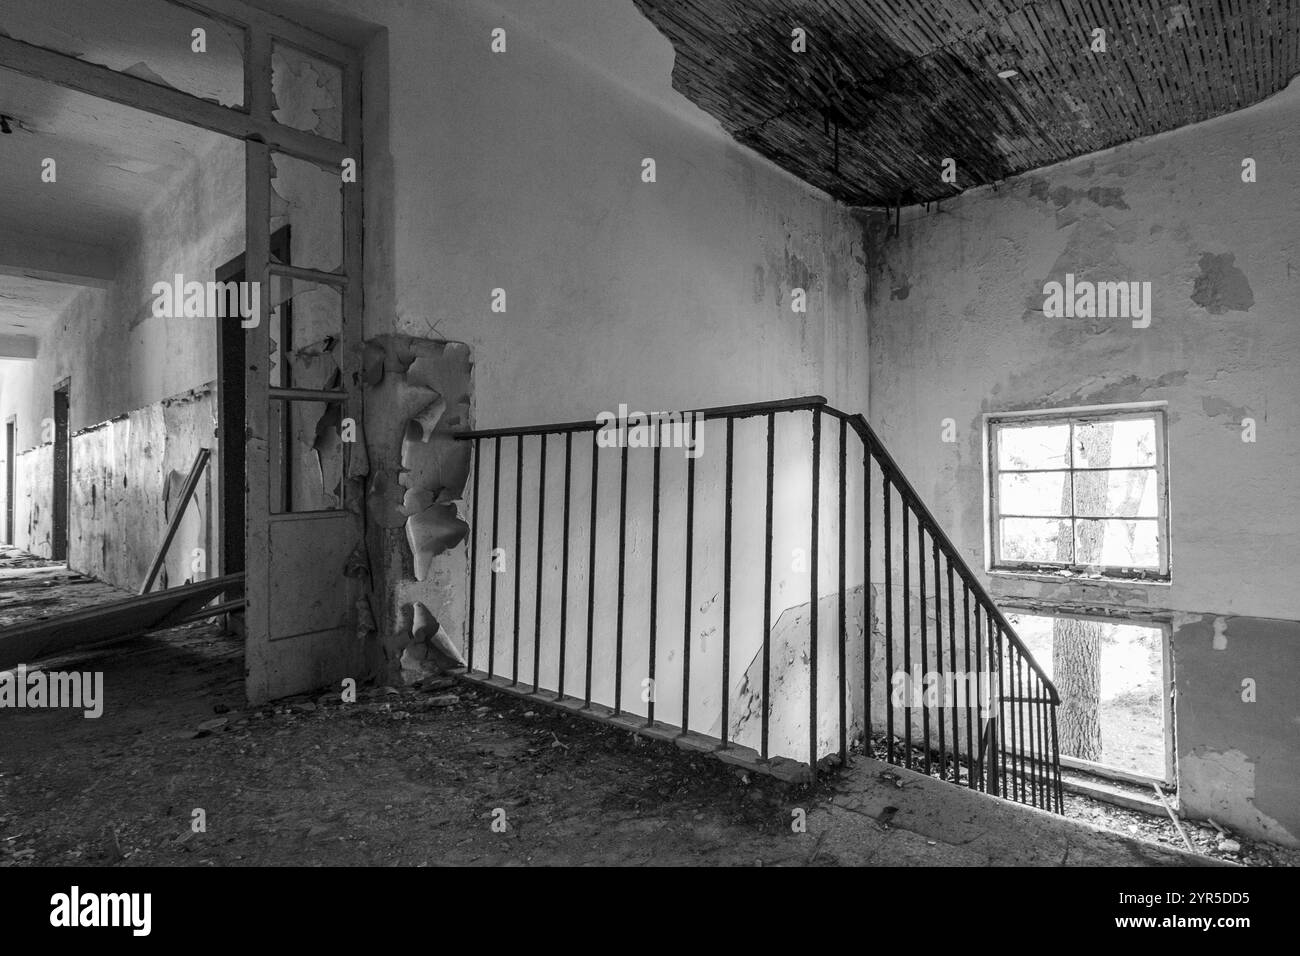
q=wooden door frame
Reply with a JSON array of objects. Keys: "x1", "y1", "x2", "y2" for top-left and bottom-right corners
[{"x1": 1, "y1": 0, "x2": 365, "y2": 703}]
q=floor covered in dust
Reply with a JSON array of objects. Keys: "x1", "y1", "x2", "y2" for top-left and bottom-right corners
[{"x1": 1, "y1": 548, "x2": 1295, "y2": 867}]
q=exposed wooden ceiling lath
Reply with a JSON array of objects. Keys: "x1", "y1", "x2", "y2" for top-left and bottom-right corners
[{"x1": 632, "y1": 0, "x2": 1300, "y2": 207}]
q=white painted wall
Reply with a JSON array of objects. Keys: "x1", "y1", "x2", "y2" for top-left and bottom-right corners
[
  {"x1": 866, "y1": 81, "x2": 1300, "y2": 844},
  {"x1": 866, "y1": 80, "x2": 1300, "y2": 622}
]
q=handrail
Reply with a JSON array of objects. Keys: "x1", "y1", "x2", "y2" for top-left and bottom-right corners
[
  {"x1": 454, "y1": 395, "x2": 829, "y2": 439},
  {"x1": 457, "y1": 396, "x2": 1059, "y2": 704},
  {"x1": 454, "y1": 395, "x2": 1062, "y2": 809},
  {"x1": 827, "y1": 408, "x2": 1060, "y2": 705}
]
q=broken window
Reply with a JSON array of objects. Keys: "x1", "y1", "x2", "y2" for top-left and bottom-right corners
[
  {"x1": 987, "y1": 407, "x2": 1168, "y2": 580},
  {"x1": 271, "y1": 42, "x2": 343, "y2": 141},
  {"x1": 270, "y1": 152, "x2": 344, "y2": 274},
  {"x1": 1009, "y1": 611, "x2": 1170, "y2": 782}
]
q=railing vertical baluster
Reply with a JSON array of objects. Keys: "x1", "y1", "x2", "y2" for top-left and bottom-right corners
[
  {"x1": 1009, "y1": 644, "x2": 1020, "y2": 803},
  {"x1": 488, "y1": 436, "x2": 502, "y2": 678},
  {"x1": 1041, "y1": 686, "x2": 1050, "y2": 809},
  {"x1": 512, "y1": 435, "x2": 524, "y2": 685},
  {"x1": 584, "y1": 430, "x2": 598, "y2": 708},
  {"x1": 809, "y1": 409, "x2": 821, "y2": 775},
  {"x1": 1023, "y1": 656, "x2": 1032, "y2": 806},
  {"x1": 681, "y1": 443, "x2": 696, "y2": 736},
  {"x1": 1013, "y1": 649, "x2": 1026, "y2": 805},
  {"x1": 1019, "y1": 655, "x2": 1029, "y2": 806},
  {"x1": 863, "y1": 431, "x2": 872, "y2": 753},
  {"x1": 933, "y1": 539, "x2": 943, "y2": 779},
  {"x1": 997, "y1": 620, "x2": 1009, "y2": 799},
  {"x1": 1038, "y1": 686, "x2": 1048, "y2": 809},
  {"x1": 919, "y1": 521, "x2": 930, "y2": 776},
  {"x1": 455, "y1": 403, "x2": 1066, "y2": 814},
  {"x1": 973, "y1": 595, "x2": 984, "y2": 791},
  {"x1": 947, "y1": 559, "x2": 958, "y2": 784},
  {"x1": 1052, "y1": 701, "x2": 1064, "y2": 812},
  {"x1": 963, "y1": 582, "x2": 974, "y2": 789},
  {"x1": 761, "y1": 411, "x2": 775, "y2": 760},
  {"x1": 1046, "y1": 695, "x2": 1054, "y2": 808},
  {"x1": 837, "y1": 416, "x2": 847, "y2": 764},
  {"x1": 902, "y1": 502, "x2": 912, "y2": 770},
  {"x1": 722, "y1": 418, "x2": 733, "y2": 748},
  {"x1": 557, "y1": 433, "x2": 572, "y2": 700},
  {"x1": 533, "y1": 434, "x2": 547, "y2": 693},
  {"x1": 468, "y1": 437, "x2": 481, "y2": 674},
  {"x1": 883, "y1": 480, "x2": 894, "y2": 765},
  {"x1": 614, "y1": 442, "x2": 628, "y2": 715},
  {"x1": 647, "y1": 442, "x2": 661, "y2": 726}
]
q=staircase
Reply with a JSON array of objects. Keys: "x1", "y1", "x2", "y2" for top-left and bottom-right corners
[{"x1": 454, "y1": 396, "x2": 1062, "y2": 813}]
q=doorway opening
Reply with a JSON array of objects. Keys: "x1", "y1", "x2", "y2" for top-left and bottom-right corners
[
  {"x1": 51, "y1": 377, "x2": 69, "y2": 562},
  {"x1": 4, "y1": 417, "x2": 14, "y2": 543}
]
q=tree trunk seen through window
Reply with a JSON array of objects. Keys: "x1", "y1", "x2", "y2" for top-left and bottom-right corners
[
  {"x1": 1050, "y1": 422, "x2": 1155, "y2": 763},
  {"x1": 1052, "y1": 424, "x2": 1110, "y2": 761}
]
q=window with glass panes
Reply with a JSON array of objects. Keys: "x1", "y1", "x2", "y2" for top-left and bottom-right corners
[{"x1": 987, "y1": 408, "x2": 1168, "y2": 580}]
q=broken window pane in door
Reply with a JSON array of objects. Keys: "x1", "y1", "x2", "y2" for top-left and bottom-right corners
[
  {"x1": 1, "y1": 0, "x2": 244, "y2": 106},
  {"x1": 268, "y1": 276, "x2": 343, "y2": 391},
  {"x1": 271, "y1": 42, "x2": 343, "y2": 141},
  {"x1": 269, "y1": 399, "x2": 345, "y2": 514},
  {"x1": 271, "y1": 152, "x2": 344, "y2": 274}
]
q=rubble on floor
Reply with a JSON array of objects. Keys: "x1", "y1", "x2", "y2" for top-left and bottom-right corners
[{"x1": 856, "y1": 735, "x2": 1298, "y2": 867}]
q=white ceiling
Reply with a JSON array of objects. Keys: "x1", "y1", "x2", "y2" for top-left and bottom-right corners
[{"x1": 0, "y1": 67, "x2": 224, "y2": 344}]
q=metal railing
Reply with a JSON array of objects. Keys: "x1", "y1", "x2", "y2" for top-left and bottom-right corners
[{"x1": 454, "y1": 396, "x2": 1062, "y2": 813}]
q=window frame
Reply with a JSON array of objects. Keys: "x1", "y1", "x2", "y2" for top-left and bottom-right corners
[
  {"x1": 1004, "y1": 604, "x2": 1176, "y2": 787},
  {"x1": 984, "y1": 403, "x2": 1170, "y2": 582}
]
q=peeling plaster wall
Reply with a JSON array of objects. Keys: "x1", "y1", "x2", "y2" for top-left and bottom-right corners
[
  {"x1": 1173, "y1": 614, "x2": 1300, "y2": 846},
  {"x1": 359, "y1": 335, "x2": 473, "y2": 683},
  {"x1": 69, "y1": 385, "x2": 216, "y2": 590},
  {"x1": 866, "y1": 82, "x2": 1300, "y2": 844}
]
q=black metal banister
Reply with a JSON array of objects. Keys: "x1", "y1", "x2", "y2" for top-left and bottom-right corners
[
  {"x1": 454, "y1": 395, "x2": 829, "y2": 439},
  {"x1": 455, "y1": 395, "x2": 1062, "y2": 813},
  {"x1": 831, "y1": 409, "x2": 1060, "y2": 704}
]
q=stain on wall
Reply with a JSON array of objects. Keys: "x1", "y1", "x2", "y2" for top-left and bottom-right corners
[
  {"x1": 1173, "y1": 614, "x2": 1300, "y2": 846},
  {"x1": 1191, "y1": 252, "x2": 1255, "y2": 313},
  {"x1": 865, "y1": 80, "x2": 1300, "y2": 844}
]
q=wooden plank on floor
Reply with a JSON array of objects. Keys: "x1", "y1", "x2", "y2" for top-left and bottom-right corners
[{"x1": 0, "y1": 573, "x2": 244, "y2": 669}]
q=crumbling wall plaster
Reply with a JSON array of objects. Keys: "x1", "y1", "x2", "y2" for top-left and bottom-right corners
[
  {"x1": 359, "y1": 335, "x2": 473, "y2": 684},
  {"x1": 69, "y1": 385, "x2": 216, "y2": 591},
  {"x1": 866, "y1": 81, "x2": 1300, "y2": 845}
]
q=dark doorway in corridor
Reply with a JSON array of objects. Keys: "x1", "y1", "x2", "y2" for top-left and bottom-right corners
[{"x1": 52, "y1": 378, "x2": 70, "y2": 561}]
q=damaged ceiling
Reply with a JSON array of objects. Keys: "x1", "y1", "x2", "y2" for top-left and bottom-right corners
[{"x1": 632, "y1": 0, "x2": 1300, "y2": 206}]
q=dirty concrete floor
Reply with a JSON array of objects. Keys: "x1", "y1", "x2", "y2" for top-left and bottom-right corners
[{"x1": 0, "y1": 548, "x2": 1291, "y2": 867}]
